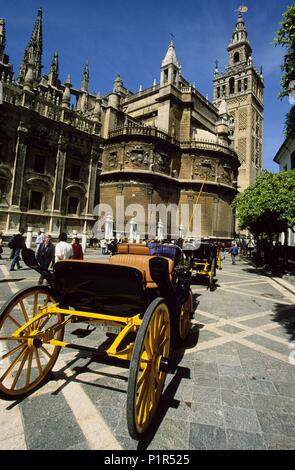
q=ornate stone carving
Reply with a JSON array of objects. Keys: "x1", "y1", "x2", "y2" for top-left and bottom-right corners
[
  {"x1": 58, "y1": 134, "x2": 67, "y2": 151},
  {"x1": 90, "y1": 145, "x2": 100, "y2": 160},
  {"x1": 109, "y1": 151, "x2": 118, "y2": 168},
  {"x1": 130, "y1": 148, "x2": 144, "y2": 165},
  {"x1": 238, "y1": 108, "x2": 247, "y2": 130},
  {"x1": 218, "y1": 164, "x2": 232, "y2": 184},
  {"x1": 237, "y1": 137, "x2": 247, "y2": 164},
  {"x1": 194, "y1": 157, "x2": 216, "y2": 180},
  {"x1": 143, "y1": 151, "x2": 150, "y2": 165},
  {"x1": 124, "y1": 150, "x2": 130, "y2": 164},
  {"x1": 154, "y1": 152, "x2": 170, "y2": 173},
  {"x1": 124, "y1": 145, "x2": 153, "y2": 168}
]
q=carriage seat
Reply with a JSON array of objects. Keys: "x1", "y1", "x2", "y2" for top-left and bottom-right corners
[
  {"x1": 117, "y1": 243, "x2": 150, "y2": 255},
  {"x1": 109, "y1": 254, "x2": 174, "y2": 288}
]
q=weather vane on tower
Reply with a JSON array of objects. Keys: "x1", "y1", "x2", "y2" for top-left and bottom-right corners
[{"x1": 235, "y1": 4, "x2": 248, "y2": 14}]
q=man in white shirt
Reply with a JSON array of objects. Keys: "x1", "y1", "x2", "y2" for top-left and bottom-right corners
[
  {"x1": 35, "y1": 230, "x2": 45, "y2": 258},
  {"x1": 55, "y1": 232, "x2": 73, "y2": 264}
]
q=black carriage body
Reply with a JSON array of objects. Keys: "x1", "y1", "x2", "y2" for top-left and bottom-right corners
[{"x1": 53, "y1": 261, "x2": 148, "y2": 316}]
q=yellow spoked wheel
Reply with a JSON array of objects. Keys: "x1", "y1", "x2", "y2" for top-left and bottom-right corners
[
  {"x1": 179, "y1": 289, "x2": 193, "y2": 341},
  {"x1": 0, "y1": 286, "x2": 64, "y2": 398},
  {"x1": 127, "y1": 298, "x2": 170, "y2": 439}
]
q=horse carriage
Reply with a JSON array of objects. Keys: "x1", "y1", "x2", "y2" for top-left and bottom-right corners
[
  {"x1": 0, "y1": 243, "x2": 193, "y2": 439},
  {"x1": 183, "y1": 240, "x2": 221, "y2": 291}
]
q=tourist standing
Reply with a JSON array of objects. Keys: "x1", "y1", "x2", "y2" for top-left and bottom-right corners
[
  {"x1": 35, "y1": 230, "x2": 45, "y2": 257},
  {"x1": 36, "y1": 235, "x2": 55, "y2": 285},
  {"x1": 72, "y1": 237, "x2": 83, "y2": 260},
  {"x1": 229, "y1": 243, "x2": 238, "y2": 265},
  {"x1": 221, "y1": 243, "x2": 226, "y2": 261},
  {"x1": 55, "y1": 232, "x2": 73, "y2": 264},
  {"x1": 9, "y1": 229, "x2": 26, "y2": 271}
]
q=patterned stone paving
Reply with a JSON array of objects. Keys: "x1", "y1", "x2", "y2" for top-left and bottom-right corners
[{"x1": 0, "y1": 249, "x2": 295, "y2": 450}]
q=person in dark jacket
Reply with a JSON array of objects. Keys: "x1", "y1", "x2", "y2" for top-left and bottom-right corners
[
  {"x1": 71, "y1": 237, "x2": 83, "y2": 260},
  {"x1": 36, "y1": 235, "x2": 55, "y2": 285},
  {"x1": 229, "y1": 243, "x2": 239, "y2": 265},
  {"x1": 9, "y1": 229, "x2": 26, "y2": 271}
]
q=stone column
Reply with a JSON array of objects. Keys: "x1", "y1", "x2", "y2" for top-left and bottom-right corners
[
  {"x1": 179, "y1": 224, "x2": 185, "y2": 240},
  {"x1": 85, "y1": 145, "x2": 99, "y2": 217},
  {"x1": 49, "y1": 135, "x2": 67, "y2": 234},
  {"x1": 9, "y1": 122, "x2": 29, "y2": 209},
  {"x1": 187, "y1": 192, "x2": 194, "y2": 234}
]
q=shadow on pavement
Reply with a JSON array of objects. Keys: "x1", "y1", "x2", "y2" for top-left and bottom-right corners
[
  {"x1": 137, "y1": 364, "x2": 191, "y2": 450},
  {"x1": 271, "y1": 303, "x2": 295, "y2": 342}
]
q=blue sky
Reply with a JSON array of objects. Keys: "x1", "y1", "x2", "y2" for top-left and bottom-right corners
[{"x1": 1, "y1": 0, "x2": 292, "y2": 171}]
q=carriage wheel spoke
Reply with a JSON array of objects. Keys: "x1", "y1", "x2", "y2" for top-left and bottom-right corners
[
  {"x1": 0, "y1": 288, "x2": 63, "y2": 397},
  {"x1": 149, "y1": 317, "x2": 156, "y2": 354},
  {"x1": 136, "y1": 373, "x2": 149, "y2": 408},
  {"x1": 32, "y1": 293, "x2": 39, "y2": 329},
  {"x1": 137, "y1": 365, "x2": 149, "y2": 388},
  {"x1": 0, "y1": 342, "x2": 24, "y2": 361},
  {"x1": 26, "y1": 350, "x2": 33, "y2": 387},
  {"x1": 19, "y1": 300, "x2": 30, "y2": 325},
  {"x1": 151, "y1": 314, "x2": 157, "y2": 347},
  {"x1": 0, "y1": 345, "x2": 27, "y2": 383},
  {"x1": 38, "y1": 315, "x2": 51, "y2": 331},
  {"x1": 34, "y1": 349, "x2": 43, "y2": 374},
  {"x1": 41, "y1": 346, "x2": 52, "y2": 359},
  {"x1": 7, "y1": 314, "x2": 22, "y2": 329},
  {"x1": 158, "y1": 324, "x2": 166, "y2": 348},
  {"x1": 144, "y1": 335, "x2": 152, "y2": 360},
  {"x1": 43, "y1": 295, "x2": 50, "y2": 307},
  {"x1": 137, "y1": 379, "x2": 150, "y2": 426},
  {"x1": 142, "y1": 381, "x2": 153, "y2": 424},
  {"x1": 11, "y1": 349, "x2": 30, "y2": 390},
  {"x1": 149, "y1": 375, "x2": 156, "y2": 410}
]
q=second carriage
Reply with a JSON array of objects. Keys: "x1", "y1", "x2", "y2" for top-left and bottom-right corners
[{"x1": 183, "y1": 240, "x2": 221, "y2": 291}]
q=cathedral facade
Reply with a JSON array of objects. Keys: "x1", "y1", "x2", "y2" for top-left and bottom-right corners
[{"x1": 0, "y1": 9, "x2": 263, "y2": 240}]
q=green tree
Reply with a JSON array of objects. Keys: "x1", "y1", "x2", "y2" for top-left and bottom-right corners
[
  {"x1": 232, "y1": 170, "x2": 295, "y2": 240},
  {"x1": 285, "y1": 104, "x2": 295, "y2": 137},
  {"x1": 274, "y1": 4, "x2": 295, "y2": 98}
]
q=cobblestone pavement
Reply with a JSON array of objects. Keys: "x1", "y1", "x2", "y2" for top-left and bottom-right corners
[{"x1": 0, "y1": 249, "x2": 295, "y2": 450}]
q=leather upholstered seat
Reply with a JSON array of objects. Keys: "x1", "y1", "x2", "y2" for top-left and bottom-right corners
[
  {"x1": 117, "y1": 243, "x2": 150, "y2": 255},
  {"x1": 109, "y1": 254, "x2": 174, "y2": 288}
]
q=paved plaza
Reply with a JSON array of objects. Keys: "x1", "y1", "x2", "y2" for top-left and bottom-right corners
[{"x1": 0, "y1": 249, "x2": 295, "y2": 450}]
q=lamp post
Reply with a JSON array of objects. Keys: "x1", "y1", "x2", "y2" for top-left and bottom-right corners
[
  {"x1": 105, "y1": 213, "x2": 113, "y2": 241},
  {"x1": 179, "y1": 224, "x2": 184, "y2": 240},
  {"x1": 129, "y1": 218, "x2": 136, "y2": 243}
]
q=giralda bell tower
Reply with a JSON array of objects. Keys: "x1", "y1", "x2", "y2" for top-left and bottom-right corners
[{"x1": 213, "y1": 12, "x2": 264, "y2": 192}]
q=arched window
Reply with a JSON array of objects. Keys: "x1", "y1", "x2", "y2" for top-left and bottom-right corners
[
  {"x1": 229, "y1": 77, "x2": 235, "y2": 94},
  {"x1": 233, "y1": 52, "x2": 240, "y2": 63}
]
